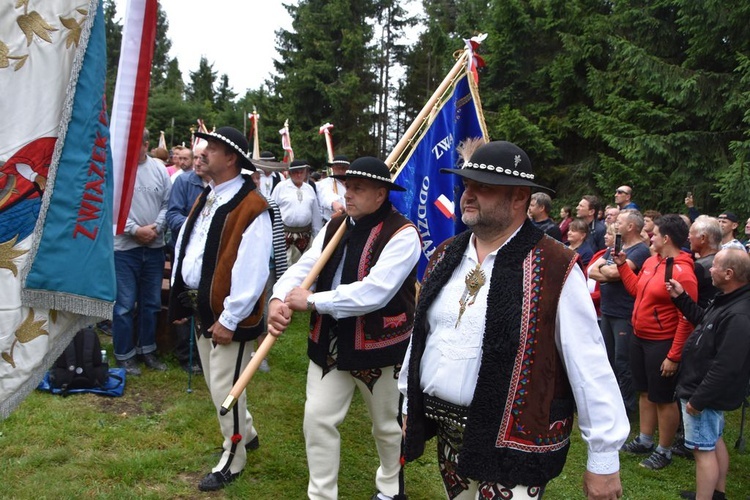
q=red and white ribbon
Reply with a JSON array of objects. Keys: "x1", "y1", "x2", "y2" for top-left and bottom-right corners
[
  {"x1": 109, "y1": 0, "x2": 158, "y2": 234},
  {"x1": 319, "y1": 122, "x2": 334, "y2": 163}
]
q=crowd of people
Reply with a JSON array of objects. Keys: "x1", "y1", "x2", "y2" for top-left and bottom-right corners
[
  {"x1": 104, "y1": 127, "x2": 750, "y2": 499},
  {"x1": 528, "y1": 183, "x2": 750, "y2": 500}
]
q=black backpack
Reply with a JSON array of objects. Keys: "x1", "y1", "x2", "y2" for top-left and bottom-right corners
[{"x1": 49, "y1": 327, "x2": 109, "y2": 392}]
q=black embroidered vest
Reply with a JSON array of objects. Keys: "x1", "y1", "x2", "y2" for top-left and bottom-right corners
[
  {"x1": 309, "y1": 201, "x2": 417, "y2": 370},
  {"x1": 404, "y1": 220, "x2": 579, "y2": 486}
]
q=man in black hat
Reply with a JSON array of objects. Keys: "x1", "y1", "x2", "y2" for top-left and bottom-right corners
[
  {"x1": 254, "y1": 150, "x2": 286, "y2": 198},
  {"x1": 169, "y1": 126, "x2": 272, "y2": 491},
  {"x1": 268, "y1": 157, "x2": 421, "y2": 500},
  {"x1": 317, "y1": 154, "x2": 350, "y2": 223},
  {"x1": 271, "y1": 159, "x2": 323, "y2": 265},
  {"x1": 399, "y1": 141, "x2": 628, "y2": 499}
]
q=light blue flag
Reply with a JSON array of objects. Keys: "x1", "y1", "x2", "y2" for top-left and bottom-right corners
[
  {"x1": 391, "y1": 72, "x2": 487, "y2": 279},
  {"x1": 22, "y1": 0, "x2": 115, "y2": 317}
]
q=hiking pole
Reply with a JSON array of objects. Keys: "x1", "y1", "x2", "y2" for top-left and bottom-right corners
[
  {"x1": 220, "y1": 217, "x2": 348, "y2": 415},
  {"x1": 187, "y1": 316, "x2": 195, "y2": 393},
  {"x1": 736, "y1": 397, "x2": 747, "y2": 453}
]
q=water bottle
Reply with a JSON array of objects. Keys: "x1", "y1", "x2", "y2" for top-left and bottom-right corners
[{"x1": 101, "y1": 349, "x2": 107, "y2": 364}]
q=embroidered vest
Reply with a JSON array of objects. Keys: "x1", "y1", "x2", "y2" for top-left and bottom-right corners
[
  {"x1": 309, "y1": 202, "x2": 417, "y2": 370},
  {"x1": 404, "y1": 221, "x2": 579, "y2": 486},
  {"x1": 169, "y1": 175, "x2": 269, "y2": 342}
]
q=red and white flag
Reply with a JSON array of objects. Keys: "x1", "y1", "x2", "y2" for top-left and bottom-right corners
[
  {"x1": 279, "y1": 122, "x2": 294, "y2": 163},
  {"x1": 192, "y1": 118, "x2": 208, "y2": 152},
  {"x1": 109, "y1": 0, "x2": 157, "y2": 234},
  {"x1": 434, "y1": 194, "x2": 455, "y2": 219},
  {"x1": 464, "y1": 34, "x2": 487, "y2": 84}
]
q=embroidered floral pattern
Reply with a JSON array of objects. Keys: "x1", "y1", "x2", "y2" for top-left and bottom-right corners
[
  {"x1": 438, "y1": 419, "x2": 544, "y2": 499},
  {"x1": 350, "y1": 367, "x2": 381, "y2": 393},
  {"x1": 496, "y1": 247, "x2": 572, "y2": 452}
]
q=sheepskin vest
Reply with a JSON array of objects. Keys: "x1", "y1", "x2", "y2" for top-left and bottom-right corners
[{"x1": 404, "y1": 220, "x2": 579, "y2": 487}]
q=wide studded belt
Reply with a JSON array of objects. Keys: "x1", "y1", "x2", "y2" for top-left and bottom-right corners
[{"x1": 424, "y1": 394, "x2": 469, "y2": 430}]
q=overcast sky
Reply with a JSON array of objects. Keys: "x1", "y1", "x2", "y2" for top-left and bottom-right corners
[
  {"x1": 114, "y1": 0, "x2": 293, "y2": 94},
  {"x1": 113, "y1": 1, "x2": 424, "y2": 96}
]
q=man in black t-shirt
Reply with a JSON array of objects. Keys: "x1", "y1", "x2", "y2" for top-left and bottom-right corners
[{"x1": 589, "y1": 209, "x2": 651, "y2": 416}]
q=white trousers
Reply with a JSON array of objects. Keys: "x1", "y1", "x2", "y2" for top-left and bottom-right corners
[
  {"x1": 304, "y1": 361, "x2": 402, "y2": 500},
  {"x1": 197, "y1": 334, "x2": 258, "y2": 475}
]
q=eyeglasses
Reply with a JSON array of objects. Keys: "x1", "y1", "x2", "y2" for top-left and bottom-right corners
[{"x1": 615, "y1": 189, "x2": 629, "y2": 195}]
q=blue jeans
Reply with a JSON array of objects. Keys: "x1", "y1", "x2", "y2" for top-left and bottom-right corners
[{"x1": 113, "y1": 246, "x2": 165, "y2": 361}]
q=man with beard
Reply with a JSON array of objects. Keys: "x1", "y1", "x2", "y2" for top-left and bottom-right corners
[{"x1": 400, "y1": 141, "x2": 628, "y2": 499}]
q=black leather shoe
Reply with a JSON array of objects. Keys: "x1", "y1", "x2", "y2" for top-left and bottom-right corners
[
  {"x1": 371, "y1": 492, "x2": 407, "y2": 500},
  {"x1": 245, "y1": 435, "x2": 259, "y2": 451},
  {"x1": 116, "y1": 358, "x2": 141, "y2": 376},
  {"x1": 139, "y1": 353, "x2": 167, "y2": 371},
  {"x1": 198, "y1": 471, "x2": 240, "y2": 491}
]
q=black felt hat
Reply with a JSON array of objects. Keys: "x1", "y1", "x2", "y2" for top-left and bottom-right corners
[
  {"x1": 289, "y1": 159, "x2": 312, "y2": 171},
  {"x1": 327, "y1": 155, "x2": 350, "y2": 167},
  {"x1": 440, "y1": 140, "x2": 552, "y2": 192},
  {"x1": 194, "y1": 126, "x2": 254, "y2": 170},
  {"x1": 331, "y1": 156, "x2": 405, "y2": 191},
  {"x1": 252, "y1": 150, "x2": 288, "y2": 171}
]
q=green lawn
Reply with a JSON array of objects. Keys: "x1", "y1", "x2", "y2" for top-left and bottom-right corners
[{"x1": 1, "y1": 312, "x2": 748, "y2": 499}]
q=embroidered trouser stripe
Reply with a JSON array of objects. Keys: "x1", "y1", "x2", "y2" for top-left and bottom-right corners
[
  {"x1": 197, "y1": 333, "x2": 257, "y2": 475},
  {"x1": 435, "y1": 419, "x2": 545, "y2": 500}
]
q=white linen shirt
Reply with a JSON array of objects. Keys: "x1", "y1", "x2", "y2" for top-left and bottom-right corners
[
  {"x1": 257, "y1": 171, "x2": 279, "y2": 198},
  {"x1": 398, "y1": 230, "x2": 629, "y2": 475},
  {"x1": 271, "y1": 178, "x2": 323, "y2": 235},
  {"x1": 272, "y1": 217, "x2": 420, "y2": 319},
  {"x1": 172, "y1": 174, "x2": 271, "y2": 331},
  {"x1": 316, "y1": 177, "x2": 347, "y2": 221}
]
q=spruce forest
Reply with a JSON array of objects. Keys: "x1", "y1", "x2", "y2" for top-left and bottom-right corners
[{"x1": 104, "y1": 0, "x2": 750, "y2": 215}]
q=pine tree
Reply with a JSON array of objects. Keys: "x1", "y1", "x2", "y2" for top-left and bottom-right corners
[
  {"x1": 273, "y1": 0, "x2": 380, "y2": 164},
  {"x1": 163, "y1": 57, "x2": 184, "y2": 96},
  {"x1": 576, "y1": 0, "x2": 750, "y2": 213},
  {"x1": 186, "y1": 56, "x2": 217, "y2": 106},
  {"x1": 215, "y1": 74, "x2": 238, "y2": 112},
  {"x1": 103, "y1": 0, "x2": 122, "y2": 111},
  {"x1": 150, "y1": 3, "x2": 172, "y2": 89},
  {"x1": 372, "y1": 0, "x2": 416, "y2": 156}
]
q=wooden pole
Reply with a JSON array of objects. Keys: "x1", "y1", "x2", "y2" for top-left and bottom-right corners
[
  {"x1": 385, "y1": 50, "x2": 468, "y2": 171},
  {"x1": 251, "y1": 106, "x2": 260, "y2": 160},
  {"x1": 220, "y1": 218, "x2": 349, "y2": 415},
  {"x1": 319, "y1": 123, "x2": 335, "y2": 164}
]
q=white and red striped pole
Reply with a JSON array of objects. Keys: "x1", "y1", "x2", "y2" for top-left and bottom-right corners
[{"x1": 318, "y1": 122, "x2": 335, "y2": 164}]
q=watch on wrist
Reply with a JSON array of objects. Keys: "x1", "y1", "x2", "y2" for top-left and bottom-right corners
[{"x1": 306, "y1": 295, "x2": 315, "y2": 311}]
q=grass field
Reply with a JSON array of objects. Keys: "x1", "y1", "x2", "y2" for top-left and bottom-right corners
[{"x1": 1, "y1": 312, "x2": 749, "y2": 499}]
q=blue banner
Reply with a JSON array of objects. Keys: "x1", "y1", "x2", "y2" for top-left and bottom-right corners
[
  {"x1": 23, "y1": 1, "x2": 115, "y2": 316},
  {"x1": 391, "y1": 73, "x2": 486, "y2": 279}
]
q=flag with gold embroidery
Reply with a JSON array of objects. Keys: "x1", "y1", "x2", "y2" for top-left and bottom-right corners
[{"x1": 0, "y1": 0, "x2": 114, "y2": 419}]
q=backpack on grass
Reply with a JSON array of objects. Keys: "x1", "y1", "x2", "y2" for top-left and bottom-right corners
[{"x1": 49, "y1": 327, "x2": 109, "y2": 392}]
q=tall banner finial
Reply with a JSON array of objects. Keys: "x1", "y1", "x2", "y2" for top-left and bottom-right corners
[{"x1": 318, "y1": 123, "x2": 335, "y2": 164}]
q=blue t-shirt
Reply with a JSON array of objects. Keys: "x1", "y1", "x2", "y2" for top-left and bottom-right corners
[
  {"x1": 569, "y1": 240, "x2": 595, "y2": 268},
  {"x1": 600, "y1": 242, "x2": 651, "y2": 318}
]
